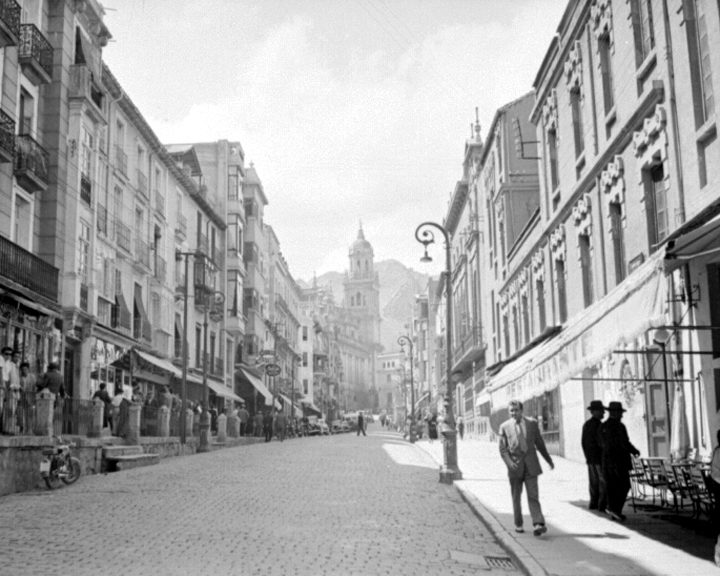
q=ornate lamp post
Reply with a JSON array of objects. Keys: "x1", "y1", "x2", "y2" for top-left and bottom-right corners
[
  {"x1": 415, "y1": 221, "x2": 462, "y2": 483},
  {"x1": 398, "y1": 334, "x2": 416, "y2": 443},
  {"x1": 198, "y1": 288, "x2": 225, "y2": 452}
]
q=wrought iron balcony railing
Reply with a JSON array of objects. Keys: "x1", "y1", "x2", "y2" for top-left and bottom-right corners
[
  {"x1": 80, "y1": 173, "x2": 91, "y2": 206},
  {"x1": 14, "y1": 133, "x2": 48, "y2": 192},
  {"x1": 0, "y1": 108, "x2": 15, "y2": 163},
  {"x1": 115, "y1": 145, "x2": 127, "y2": 176},
  {"x1": 0, "y1": 0, "x2": 20, "y2": 47},
  {"x1": 68, "y1": 65, "x2": 104, "y2": 117},
  {"x1": 0, "y1": 234, "x2": 58, "y2": 301},
  {"x1": 198, "y1": 234, "x2": 208, "y2": 256},
  {"x1": 18, "y1": 24, "x2": 52, "y2": 85},
  {"x1": 212, "y1": 247, "x2": 223, "y2": 269}
]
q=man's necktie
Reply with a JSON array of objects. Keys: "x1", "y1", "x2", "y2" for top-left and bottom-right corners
[{"x1": 517, "y1": 423, "x2": 528, "y2": 453}]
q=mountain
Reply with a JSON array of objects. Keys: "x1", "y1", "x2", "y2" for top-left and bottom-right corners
[{"x1": 298, "y1": 260, "x2": 432, "y2": 353}]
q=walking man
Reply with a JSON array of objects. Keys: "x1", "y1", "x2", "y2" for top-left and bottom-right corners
[
  {"x1": 582, "y1": 400, "x2": 607, "y2": 512},
  {"x1": 275, "y1": 410, "x2": 287, "y2": 442},
  {"x1": 357, "y1": 411, "x2": 366, "y2": 436},
  {"x1": 600, "y1": 401, "x2": 640, "y2": 522},
  {"x1": 263, "y1": 410, "x2": 274, "y2": 442},
  {"x1": 499, "y1": 399, "x2": 554, "y2": 536},
  {"x1": 238, "y1": 405, "x2": 250, "y2": 436}
]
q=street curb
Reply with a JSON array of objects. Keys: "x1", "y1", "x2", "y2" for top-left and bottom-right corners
[
  {"x1": 456, "y1": 483, "x2": 547, "y2": 576},
  {"x1": 413, "y1": 441, "x2": 547, "y2": 576}
]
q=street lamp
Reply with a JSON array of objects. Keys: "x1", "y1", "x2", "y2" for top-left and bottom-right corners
[
  {"x1": 199, "y1": 288, "x2": 225, "y2": 453},
  {"x1": 398, "y1": 334, "x2": 416, "y2": 443},
  {"x1": 415, "y1": 221, "x2": 462, "y2": 483}
]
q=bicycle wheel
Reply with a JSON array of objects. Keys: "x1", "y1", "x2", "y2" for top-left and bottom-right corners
[
  {"x1": 61, "y1": 457, "x2": 81, "y2": 485},
  {"x1": 44, "y1": 469, "x2": 62, "y2": 490}
]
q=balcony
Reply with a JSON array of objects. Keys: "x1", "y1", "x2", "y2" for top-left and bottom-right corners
[
  {"x1": 153, "y1": 255, "x2": 167, "y2": 284},
  {"x1": 115, "y1": 145, "x2": 127, "y2": 176},
  {"x1": 68, "y1": 65, "x2": 104, "y2": 123},
  {"x1": 154, "y1": 190, "x2": 165, "y2": 217},
  {"x1": 452, "y1": 325, "x2": 484, "y2": 373},
  {"x1": 80, "y1": 174, "x2": 91, "y2": 206},
  {"x1": 137, "y1": 169, "x2": 148, "y2": 198},
  {"x1": 0, "y1": 108, "x2": 15, "y2": 164},
  {"x1": 134, "y1": 237, "x2": 150, "y2": 270},
  {"x1": 97, "y1": 204, "x2": 108, "y2": 235},
  {"x1": 114, "y1": 220, "x2": 131, "y2": 253},
  {"x1": 18, "y1": 24, "x2": 52, "y2": 85},
  {"x1": 0, "y1": 0, "x2": 20, "y2": 48},
  {"x1": 14, "y1": 134, "x2": 48, "y2": 192},
  {"x1": 0, "y1": 234, "x2": 58, "y2": 302},
  {"x1": 175, "y1": 213, "x2": 187, "y2": 239}
]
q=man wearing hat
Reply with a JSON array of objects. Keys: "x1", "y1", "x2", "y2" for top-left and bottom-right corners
[
  {"x1": 582, "y1": 400, "x2": 607, "y2": 512},
  {"x1": 600, "y1": 401, "x2": 640, "y2": 522}
]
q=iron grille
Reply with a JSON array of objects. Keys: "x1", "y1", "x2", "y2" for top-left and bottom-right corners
[
  {"x1": 0, "y1": 0, "x2": 20, "y2": 40},
  {"x1": 19, "y1": 24, "x2": 52, "y2": 80}
]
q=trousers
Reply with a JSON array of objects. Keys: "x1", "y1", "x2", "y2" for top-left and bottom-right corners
[
  {"x1": 509, "y1": 472, "x2": 545, "y2": 527},
  {"x1": 587, "y1": 463, "x2": 608, "y2": 511},
  {"x1": 604, "y1": 466, "x2": 631, "y2": 515}
]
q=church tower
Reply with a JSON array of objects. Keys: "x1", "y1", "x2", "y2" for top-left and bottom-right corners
[{"x1": 344, "y1": 223, "x2": 381, "y2": 345}]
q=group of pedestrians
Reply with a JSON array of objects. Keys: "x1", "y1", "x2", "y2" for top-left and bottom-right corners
[{"x1": 497, "y1": 397, "x2": 640, "y2": 539}]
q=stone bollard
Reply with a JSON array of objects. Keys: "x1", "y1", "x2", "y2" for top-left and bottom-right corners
[
  {"x1": 217, "y1": 414, "x2": 227, "y2": 443},
  {"x1": 158, "y1": 406, "x2": 170, "y2": 437},
  {"x1": 227, "y1": 415, "x2": 239, "y2": 438},
  {"x1": 185, "y1": 409, "x2": 194, "y2": 437},
  {"x1": 89, "y1": 398, "x2": 104, "y2": 438},
  {"x1": 127, "y1": 403, "x2": 142, "y2": 445},
  {"x1": 34, "y1": 390, "x2": 55, "y2": 437}
]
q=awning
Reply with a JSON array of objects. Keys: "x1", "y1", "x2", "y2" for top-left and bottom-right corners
[
  {"x1": 0, "y1": 289, "x2": 61, "y2": 318},
  {"x1": 664, "y1": 214, "x2": 720, "y2": 273},
  {"x1": 488, "y1": 248, "x2": 667, "y2": 406},
  {"x1": 238, "y1": 368, "x2": 274, "y2": 406},
  {"x1": 301, "y1": 399, "x2": 322, "y2": 415},
  {"x1": 414, "y1": 391, "x2": 430, "y2": 411},
  {"x1": 135, "y1": 349, "x2": 182, "y2": 378},
  {"x1": 207, "y1": 380, "x2": 244, "y2": 403}
]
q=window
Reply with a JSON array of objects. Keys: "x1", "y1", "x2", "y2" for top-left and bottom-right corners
[
  {"x1": 579, "y1": 235, "x2": 594, "y2": 308},
  {"x1": 503, "y1": 313, "x2": 510, "y2": 358},
  {"x1": 646, "y1": 163, "x2": 668, "y2": 248},
  {"x1": 78, "y1": 221, "x2": 90, "y2": 285},
  {"x1": 631, "y1": 0, "x2": 655, "y2": 66},
  {"x1": 244, "y1": 199, "x2": 254, "y2": 218},
  {"x1": 547, "y1": 129, "x2": 559, "y2": 194},
  {"x1": 599, "y1": 35, "x2": 614, "y2": 114},
  {"x1": 512, "y1": 306, "x2": 520, "y2": 351},
  {"x1": 536, "y1": 278, "x2": 547, "y2": 333},
  {"x1": 570, "y1": 89, "x2": 584, "y2": 158},
  {"x1": 302, "y1": 326, "x2": 308, "y2": 341},
  {"x1": 303, "y1": 379, "x2": 308, "y2": 395},
  {"x1": 18, "y1": 87, "x2": 35, "y2": 135},
  {"x1": 521, "y1": 294, "x2": 530, "y2": 345},
  {"x1": 610, "y1": 203, "x2": 626, "y2": 284},
  {"x1": 12, "y1": 193, "x2": 32, "y2": 250},
  {"x1": 685, "y1": 0, "x2": 714, "y2": 127},
  {"x1": 555, "y1": 259, "x2": 568, "y2": 323},
  {"x1": 302, "y1": 352, "x2": 308, "y2": 367}
]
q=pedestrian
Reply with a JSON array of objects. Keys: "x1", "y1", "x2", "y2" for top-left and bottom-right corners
[
  {"x1": 115, "y1": 380, "x2": 133, "y2": 438},
  {"x1": 210, "y1": 406, "x2": 218, "y2": 433},
  {"x1": 159, "y1": 385, "x2": 173, "y2": 409},
  {"x1": 599, "y1": 401, "x2": 640, "y2": 522},
  {"x1": 581, "y1": 400, "x2": 607, "y2": 512},
  {"x1": 357, "y1": 411, "x2": 366, "y2": 436},
  {"x1": 254, "y1": 411, "x2": 264, "y2": 437},
  {"x1": 458, "y1": 416, "x2": 465, "y2": 440},
  {"x1": 263, "y1": 410, "x2": 274, "y2": 442},
  {"x1": 38, "y1": 361, "x2": 64, "y2": 396},
  {"x1": 92, "y1": 383, "x2": 112, "y2": 429},
  {"x1": 132, "y1": 385, "x2": 144, "y2": 405},
  {"x1": 427, "y1": 410, "x2": 438, "y2": 443},
  {"x1": 238, "y1": 405, "x2": 250, "y2": 436},
  {"x1": 275, "y1": 410, "x2": 287, "y2": 442},
  {"x1": 110, "y1": 386, "x2": 123, "y2": 435},
  {"x1": 499, "y1": 399, "x2": 554, "y2": 537}
]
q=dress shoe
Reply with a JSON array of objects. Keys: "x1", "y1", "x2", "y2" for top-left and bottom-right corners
[
  {"x1": 533, "y1": 524, "x2": 547, "y2": 537},
  {"x1": 515, "y1": 526, "x2": 524, "y2": 533}
]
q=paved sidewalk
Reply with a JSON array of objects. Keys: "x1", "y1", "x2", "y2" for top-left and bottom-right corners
[{"x1": 416, "y1": 438, "x2": 719, "y2": 576}]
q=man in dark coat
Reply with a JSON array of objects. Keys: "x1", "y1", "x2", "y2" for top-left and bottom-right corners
[
  {"x1": 263, "y1": 410, "x2": 274, "y2": 442},
  {"x1": 357, "y1": 411, "x2": 366, "y2": 436},
  {"x1": 92, "y1": 383, "x2": 112, "y2": 429},
  {"x1": 581, "y1": 400, "x2": 607, "y2": 512},
  {"x1": 600, "y1": 401, "x2": 640, "y2": 522}
]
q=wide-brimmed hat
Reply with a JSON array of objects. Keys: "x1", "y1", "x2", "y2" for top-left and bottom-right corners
[
  {"x1": 587, "y1": 400, "x2": 606, "y2": 412},
  {"x1": 607, "y1": 401, "x2": 627, "y2": 412},
  {"x1": 1, "y1": 346, "x2": 13, "y2": 355}
]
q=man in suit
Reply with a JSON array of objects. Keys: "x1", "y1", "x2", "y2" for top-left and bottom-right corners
[
  {"x1": 600, "y1": 401, "x2": 640, "y2": 522},
  {"x1": 582, "y1": 400, "x2": 607, "y2": 512},
  {"x1": 499, "y1": 399, "x2": 554, "y2": 536}
]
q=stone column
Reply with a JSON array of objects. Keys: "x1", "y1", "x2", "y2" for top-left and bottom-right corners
[
  {"x1": 158, "y1": 406, "x2": 170, "y2": 438},
  {"x1": 127, "y1": 403, "x2": 142, "y2": 445},
  {"x1": 34, "y1": 391, "x2": 54, "y2": 437},
  {"x1": 89, "y1": 398, "x2": 104, "y2": 438},
  {"x1": 227, "y1": 415, "x2": 239, "y2": 438},
  {"x1": 185, "y1": 409, "x2": 194, "y2": 437},
  {"x1": 217, "y1": 414, "x2": 227, "y2": 442}
]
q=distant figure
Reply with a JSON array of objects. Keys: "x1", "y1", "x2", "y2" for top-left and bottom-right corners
[
  {"x1": 600, "y1": 401, "x2": 640, "y2": 522},
  {"x1": 254, "y1": 412, "x2": 264, "y2": 437},
  {"x1": 263, "y1": 411, "x2": 274, "y2": 442},
  {"x1": 457, "y1": 416, "x2": 465, "y2": 440},
  {"x1": 581, "y1": 400, "x2": 607, "y2": 512},
  {"x1": 499, "y1": 399, "x2": 554, "y2": 537},
  {"x1": 427, "y1": 411, "x2": 438, "y2": 443},
  {"x1": 357, "y1": 412, "x2": 366, "y2": 436},
  {"x1": 92, "y1": 383, "x2": 112, "y2": 429},
  {"x1": 238, "y1": 406, "x2": 250, "y2": 436},
  {"x1": 275, "y1": 411, "x2": 288, "y2": 442}
]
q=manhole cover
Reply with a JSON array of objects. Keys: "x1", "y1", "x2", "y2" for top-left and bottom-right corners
[{"x1": 485, "y1": 556, "x2": 516, "y2": 570}]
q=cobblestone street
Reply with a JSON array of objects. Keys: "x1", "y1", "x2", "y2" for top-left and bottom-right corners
[{"x1": 0, "y1": 426, "x2": 516, "y2": 576}]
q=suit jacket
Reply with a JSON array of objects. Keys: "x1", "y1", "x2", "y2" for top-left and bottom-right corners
[
  {"x1": 581, "y1": 416, "x2": 603, "y2": 465},
  {"x1": 600, "y1": 417, "x2": 639, "y2": 471},
  {"x1": 499, "y1": 416, "x2": 553, "y2": 479}
]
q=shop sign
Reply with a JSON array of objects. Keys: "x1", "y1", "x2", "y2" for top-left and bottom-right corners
[{"x1": 264, "y1": 364, "x2": 281, "y2": 377}]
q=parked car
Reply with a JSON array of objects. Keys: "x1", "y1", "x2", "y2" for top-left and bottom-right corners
[
  {"x1": 331, "y1": 419, "x2": 350, "y2": 433},
  {"x1": 317, "y1": 418, "x2": 331, "y2": 435}
]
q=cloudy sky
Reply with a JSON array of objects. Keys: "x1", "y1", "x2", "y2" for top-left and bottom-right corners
[{"x1": 102, "y1": 0, "x2": 566, "y2": 281}]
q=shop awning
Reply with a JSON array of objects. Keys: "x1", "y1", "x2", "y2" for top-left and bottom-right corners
[
  {"x1": 238, "y1": 368, "x2": 274, "y2": 406},
  {"x1": 488, "y1": 248, "x2": 667, "y2": 406},
  {"x1": 206, "y1": 380, "x2": 244, "y2": 403},
  {"x1": 301, "y1": 399, "x2": 322, "y2": 415},
  {"x1": 135, "y1": 349, "x2": 182, "y2": 378},
  {"x1": 664, "y1": 214, "x2": 720, "y2": 273}
]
